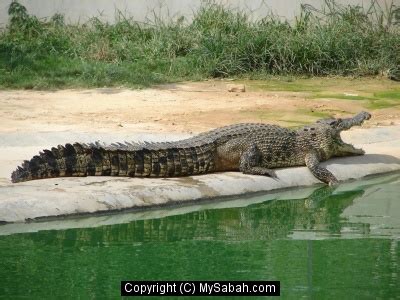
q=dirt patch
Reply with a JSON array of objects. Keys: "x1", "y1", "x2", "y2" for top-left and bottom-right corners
[{"x1": 0, "y1": 79, "x2": 399, "y2": 135}]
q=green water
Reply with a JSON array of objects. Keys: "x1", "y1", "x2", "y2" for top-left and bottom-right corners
[{"x1": 0, "y1": 174, "x2": 399, "y2": 299}]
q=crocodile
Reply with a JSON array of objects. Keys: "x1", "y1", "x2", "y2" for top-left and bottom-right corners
[{"x1": 11, "y1": 111, "x2": 371, "y2": 185}]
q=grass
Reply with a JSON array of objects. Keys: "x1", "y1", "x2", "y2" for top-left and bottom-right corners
[
  {"x1": 309, "y1": 88, "x2": 400, "y2": 109},
  {"x1": 374, "y1": 90, "x2": 400, "y2": 99},
  {"x1": 367, "y1": 99, "x2": 398, "y2": 109},
  {"x1": 0, "y1": 0, "x2": 399, "y2": 89},
  {"x1": 243, "y1": 76, "x2": 400, "y2": 111},
  {"x1": 244, "y1": 79, "x2": 324, "y2": 92},
  {"x1": 0, "y1": 57, "x2": 176, "y2": 89},
  {"x1": 311, "y1": 93, "x2": 399, "y2": 109},
  {"x1": 311, "y1": 94, "x2": 377, "y2": 100}
]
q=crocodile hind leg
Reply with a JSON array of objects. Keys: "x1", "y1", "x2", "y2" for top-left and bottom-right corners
[
  {"x1": 239, "y1": 144, "x2": 277, "y2": 178},
  {"x1": 305, "y1": 151, "x2": 338, "y2": 186}
]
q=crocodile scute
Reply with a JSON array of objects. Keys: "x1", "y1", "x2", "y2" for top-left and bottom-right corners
[{"x1": 11, "y1": 111, "x2": 371, "y2": 185}]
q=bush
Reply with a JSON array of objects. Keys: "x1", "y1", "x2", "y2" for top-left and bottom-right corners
[{"x1": 0, "y1": 0, "x2": 399, "y2": 88}]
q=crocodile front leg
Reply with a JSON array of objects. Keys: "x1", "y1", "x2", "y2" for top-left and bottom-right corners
[
  {"x1": 305, "y1": 151, "x2": 338, "y2": 186},
  {"x1": 239, "y1": 144, "x2": 277, "y2": 177}
]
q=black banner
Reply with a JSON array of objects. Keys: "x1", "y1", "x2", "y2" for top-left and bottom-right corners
[{"x1": 121, "y1": 281, "x2": 280, "y2": 297}]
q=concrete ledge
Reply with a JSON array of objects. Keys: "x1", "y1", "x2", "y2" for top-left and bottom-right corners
[
  {"x1": 1, "y1": 172, "x2": 399, "y2": 236},
  {"x1": 0, "y1": 126, "x2": 399, "y2": 223}
]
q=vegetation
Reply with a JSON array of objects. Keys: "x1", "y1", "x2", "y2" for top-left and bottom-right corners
[{"x1": 0, "y1": 0, "x2": 399, "y2": 89}]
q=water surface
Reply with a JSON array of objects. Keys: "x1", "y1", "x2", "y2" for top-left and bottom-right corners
[{"x1": 0, "y1": 174, "x2": 399, "y2": 299}]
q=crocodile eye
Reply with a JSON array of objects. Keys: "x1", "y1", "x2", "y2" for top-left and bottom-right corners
[
  {"x1": 310, "y1": 127, "x2": 315, "y2": 130},
  {"x1": 304, "y1": 128, "x2": 308, "y2": 131}
]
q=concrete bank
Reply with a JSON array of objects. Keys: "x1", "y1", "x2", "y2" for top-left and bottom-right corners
[
  {"x1": 0, "y1": 126, "x2": 399, "y2": 223},
  {"x1": 1, "y1": 172, "x2": 399, "y2": 237}
]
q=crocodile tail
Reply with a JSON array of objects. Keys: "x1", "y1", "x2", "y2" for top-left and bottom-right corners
[{"x1": 11, "y1": 142, "x2": 216, "y2": 183}]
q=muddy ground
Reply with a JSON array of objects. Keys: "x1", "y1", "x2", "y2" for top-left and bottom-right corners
[{"x1": 1, "y1": 78, "x2": 399, "y2": 136}]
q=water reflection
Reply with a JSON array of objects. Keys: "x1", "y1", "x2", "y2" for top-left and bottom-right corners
[{"x1": 1, "y1": 186, "x2": 363, "y2": 245}]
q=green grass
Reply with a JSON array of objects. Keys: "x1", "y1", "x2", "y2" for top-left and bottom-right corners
[
  {"x1": 239, "y1": 108, "x2": 332, "y2": 127},
  {"x1": 245, "y1": 79, "x2": 324, "y2": 92},
  {"x1": 309, "y1": 90, "x2": 400, "y2": 109},
  {"x1": 0, "y1": 57, "x2": 179, "y2": 89},
  {"x1": 367, "y1": 99, "x2": 399, "y2": 109},
  {"x1": 374, "y1": 90, "x2": 400, "y2": 99},
  {"x1": 299, "y1": 110, "x2": 332, "y2": 119},
  {"x1": 311, "y1": 93, "x2": 377, "y2": 100},
  {"x1": 0, "y1": 0, "x2": 399, "y2": 89}
]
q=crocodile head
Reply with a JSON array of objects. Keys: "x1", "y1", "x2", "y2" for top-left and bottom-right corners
[{"x1": 317, "y1": 111, "x2": 371, "y2": 157}]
